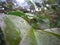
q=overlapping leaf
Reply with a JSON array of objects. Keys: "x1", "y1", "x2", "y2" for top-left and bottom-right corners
[{"x1": 0, "y1": 14, "x2": 60, "y2": 45}]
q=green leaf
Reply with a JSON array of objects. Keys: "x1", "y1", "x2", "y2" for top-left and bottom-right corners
[
  {"x1": 45, "y1": 28, "x2": 60, "y2": 35},
  {"x1": 7, "y1": 11, "x2": 30, "y2": 22},
  {"x1": 4, "y1": 16, "x2": 21, "y2": 45},
  {"x1": 20, "y1": 30, "x2": 60, "y2": 45},
  {"x1": 0, "y1": 15, "x2": 32, "y2": 45},
  {"x1": 5, "y1": 15, "x2": 31, "y2": 37}
]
